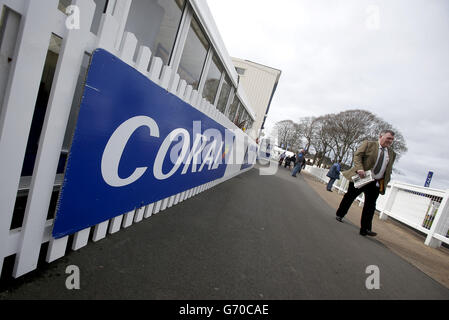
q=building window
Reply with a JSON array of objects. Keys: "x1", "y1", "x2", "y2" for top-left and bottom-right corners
[
  {"x1": 235, "y1": 104, "x2": 244, "y2": 124},
  {"x1": 125, "y1": 0, "x2": 185, "y2": 66},
  {"x1": 202, "y1": 53, "x2": 222, "y2": 104},
  {"x1": 177, "y1": 17, "x2": 210, "y2": 90},
  {"x1": 216, "y1": 76, "x2": 231, "y2": 113},
  {"x1": 227, "y1": 95, "x2": 240, "y2": 122}
]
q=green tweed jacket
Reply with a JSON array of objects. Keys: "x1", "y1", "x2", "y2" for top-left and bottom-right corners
[{"x1": 342, "y1": 140, "x2": 396, "y2": 194}]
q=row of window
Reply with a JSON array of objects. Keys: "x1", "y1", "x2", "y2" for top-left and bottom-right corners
[
  {"x1": 57, "y1": 0, "x2": 254, "y2": 130},
  {"x1": 123, "y1": 0, "x2": 254, "y2": 131}
]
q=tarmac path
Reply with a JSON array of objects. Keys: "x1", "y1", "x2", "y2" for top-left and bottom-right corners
[{"x1": 1, "y1": 165, "x2": 448, "y2": 299}]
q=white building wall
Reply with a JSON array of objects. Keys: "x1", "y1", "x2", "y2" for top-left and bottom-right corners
[{"x1": 231, "y1": 58, "x2": 281, "y2": 140}]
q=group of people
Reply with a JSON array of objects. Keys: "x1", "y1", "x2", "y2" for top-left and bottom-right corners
[
  {"x1": 278, "y1": 130, "x2": 396, "y2": 238},
  {"x1": 278, "y1": 149, "x2": 307, "y2": 177}
]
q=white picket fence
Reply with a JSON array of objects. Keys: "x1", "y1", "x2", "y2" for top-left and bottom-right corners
[
  {"x1": 0, "y1": 0, "x2": 256, "y2": 279},
  {"x1": 303, "y1": 165, "x2": 449, "y2": 248}
]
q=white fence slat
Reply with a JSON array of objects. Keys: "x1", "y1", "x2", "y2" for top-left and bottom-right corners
[
  {"x1": 149, "y1": 57, "x2": 163, "y2": 83},
  {"x1": 96, "y1": 13, "x2": 120, "y2": 53},
  {"x1": 184, "y1": 85, "x2": 192, "y2": 103},
  {"x1": 169, "y1": 73, "x2": 180, "y2": 94},
  {"x1": 7, "y1": 220, "x2": 53, "y2": 257},
  {"x1": 425, "y1": 191, "x2": 449, "y2": 247},
  {"x1": 72, "y1": 228, "x2": 91, "y2": 251},
  {"x1": 134, "y1": 207, "x2": 145, "y2": 223},
  {"x1": 168, "y1": 196, "x2": 175, "y2": 208},
  {"x1": 177, "y1": 80, "x2": 187, "y2": 99},
  {"x1": 12, "y1": 0, "x2": 96, "y2": 278},
  {"x1": 46, "y1": 236, "x2": 68, "y2": 263},
  {"x1": 111, "y1": 0, "x2": 131, "y2": 50},
  {"x1": 136, "y1": 46, "x2": 151, "y2": 74},
  {"x1": 144, "y1": 203, "x2": 154, "y2": 218},
  {"x1": 153, "y1": 200, "x2": 162, "y2": 214},
  {"x1": 161, "y1": 198, "x2": 169, "y2": 211},
  {"x1": 174, "y1": 193, "x2": 181, "y2": 205},
  {"x1": 179, "y1": 191, "x2": 186, "y2": 202},
  {"x1": 159, "y1": 65, "x2": 172, "y2": 90},
  {"x1": 0, "y1": 0, "x2": 59, "y2": 277},
  {"x1": 122, "y1": 210, "x2": 135, "y2": 228},
  {"x1": 190, "y1": 90, "x2": 199, "y2": 107},
  {"x1": 51, "y1": 9, "x2": 68, "y2": 39},
  {"x1": 109, "y1": 215, "x2": 123, "y2": 234},
  {"x1": 92, "y1": 221, "x2": 109, "y2": 242},
  {"x1": 119, "y1": 31, "x2": 137, "y2": 65}
]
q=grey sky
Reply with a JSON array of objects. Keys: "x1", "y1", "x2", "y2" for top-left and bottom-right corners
[{"x1": 207, "y1": 0, "x2": 449, "y2": 189}]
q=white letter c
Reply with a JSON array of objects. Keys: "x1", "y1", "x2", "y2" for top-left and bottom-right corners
[{"x1": 101, "y1": 116, "x2": 159, "y2": 187}]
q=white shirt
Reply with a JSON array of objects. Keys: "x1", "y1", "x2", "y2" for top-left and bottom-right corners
[{"x1": 372, "y1": 142, "x2": 389, "y2": 180}]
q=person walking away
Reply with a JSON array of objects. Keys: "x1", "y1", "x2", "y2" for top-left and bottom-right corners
[
  {"x1": 279, "y1": 151, "x2": 286, "y2": 166},
  {"x1": 335, "y1": 130, "x2": 396, "y2": 237},
  {"x1": 326, "y1": 161, "x2": 342, "y2": 191},
  {"x1": 291, "y1": 149, "x2": 306, "y2": 177}
]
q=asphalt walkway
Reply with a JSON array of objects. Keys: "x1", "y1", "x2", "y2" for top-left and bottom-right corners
[{"x1": 1, "y1": 165, "x2": 448, "y2": 299}]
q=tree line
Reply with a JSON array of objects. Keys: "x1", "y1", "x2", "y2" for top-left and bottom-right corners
[{"x1": 272, "y1": 109, "x2": 407, "y2": 168}]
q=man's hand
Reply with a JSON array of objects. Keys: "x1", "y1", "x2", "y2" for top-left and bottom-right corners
[{"x1": 357, "y1": 170, "x2": 366, "y2": 178}]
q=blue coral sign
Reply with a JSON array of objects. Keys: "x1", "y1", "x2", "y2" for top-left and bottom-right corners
[{"x1": 52, "y1": 49, "x2": 233, "y2": 238}]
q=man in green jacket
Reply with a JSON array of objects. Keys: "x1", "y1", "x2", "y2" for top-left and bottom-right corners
[{"x1": 335, "y1": 130, "x2": 396, "y2": 236}]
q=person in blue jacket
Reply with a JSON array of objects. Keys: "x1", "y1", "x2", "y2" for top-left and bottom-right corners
[
  {"x1": 291, "y1": 149, "x2": 306, "y2": 177},
  {"x1": 326, "y1": 160, "x2": 342, "y2": 191}
]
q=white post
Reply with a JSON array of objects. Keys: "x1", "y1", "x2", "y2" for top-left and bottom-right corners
[
  {"x1": 0, "y1": 0, "x2": 59, "y2": 277},
  {"x1": 425, "y1": 189, "x2": 449, "y2": 248},
  {"x1": 12, "y1": 0, "x2": 96, "y2": 278},
  {"x1": 379, "y1": 182, "x2": 398, "y2": 221}
]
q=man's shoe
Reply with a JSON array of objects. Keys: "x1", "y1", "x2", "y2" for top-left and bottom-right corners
[
  {"x1": 336, "y1": 216, "x2": 343, "y2": 222},
  {"x1": 360, "y1": 230, "x2": 377, "y2": 236},
  {"x1": 327, "y1": 189, "x2": 332, "y2": 192},
  {"x1": 292, "y1": 175, "x2": 296, "y2": 177}
]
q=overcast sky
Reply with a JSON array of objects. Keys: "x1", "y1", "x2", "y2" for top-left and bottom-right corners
[{"x1": 207, "y1": 0, "x2": 449, "y2": 189}]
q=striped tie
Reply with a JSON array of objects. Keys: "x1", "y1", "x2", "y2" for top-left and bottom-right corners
[{"x1": 373, "y1": 148, "x2": 384, "y2": 175}]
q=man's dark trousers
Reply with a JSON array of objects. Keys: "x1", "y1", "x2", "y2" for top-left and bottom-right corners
[
  {"x1": 336, "y1": 181, "x2": 380, "y2": 231},
  {"x1": 327, "y1": 178, "x2": 336, "y2": 191}
]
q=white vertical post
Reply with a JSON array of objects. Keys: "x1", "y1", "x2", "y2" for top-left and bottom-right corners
[
  {"x1": 425, "y1": 190, "x2": 449, "y2": 248},
  {"x1": 379, "y1": 182, "x2": 398, "y2": 221},
  {"x1": 72, "y1": 228, "x2": 91, "y2": 251},
  {"x1": 12, "y1": 0, "x2": 96, "y2": 278},
  {"x1": 134, "y1": 207, "x2": 145, "y2": 223},
  {"x1": 112, "y1": 0, "x2": 131, "y2": 51},
  {"x1": 92, "y1": 221, "x2": 109, "y2": 242},
  {"x1": 0, "y1": 0, "x2": 58, "y2": 277},
  {"x1": 144, "y1": 203, "x2": 154, "y2": 218},
  {"x1": 96, "y1": 13, "x2": 120, "y2": 53}
]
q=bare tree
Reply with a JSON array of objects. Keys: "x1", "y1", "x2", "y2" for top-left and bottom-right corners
[
  {"x1": 297, "y1": 109, "x2": 408, "y2": 167},
  {"x1": 273, "y1": 120, "x2": 298, "y2": 151},
  {"x1": 297, "y1": 117, "x2": 318, "y2": 152},
  {"x1": 310, "y1": 115, "x2": 334, "y2": 167}
]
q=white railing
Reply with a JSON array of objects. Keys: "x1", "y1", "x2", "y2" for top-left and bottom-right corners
[
  {"x1": 303, "y1": 165, "x2": 449, "y2": 248},
  {"x1": 0, "y1": 0, "x2": 255, "y2": 278}
]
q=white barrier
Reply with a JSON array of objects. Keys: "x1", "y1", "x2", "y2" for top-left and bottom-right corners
[
  {"x1": 0, "y1": 0, "x2": 255, "y2": 278},
  {"x1": 303, "y1": 165, "x2": 449, "y2": 248}
]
